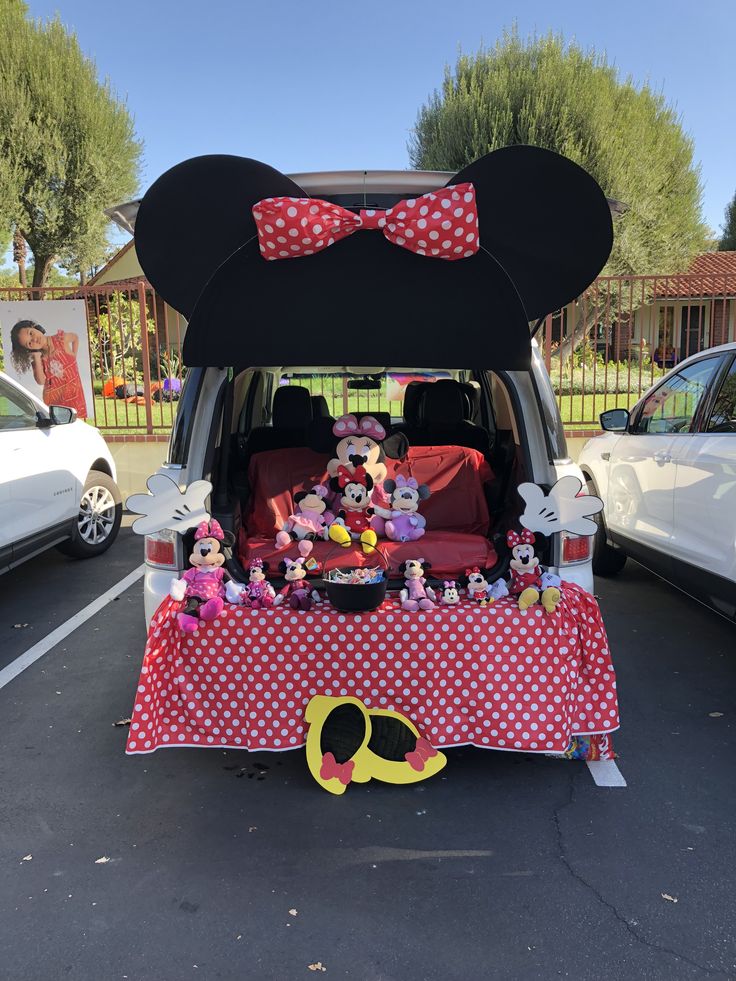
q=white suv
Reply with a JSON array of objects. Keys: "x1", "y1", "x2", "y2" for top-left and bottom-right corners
[
  {"x1": 579, "y1": 342, "x2": 736, "y2": 620},
  {"x1": 0, "y1": 371, "x2": 122, "y2": 572}
]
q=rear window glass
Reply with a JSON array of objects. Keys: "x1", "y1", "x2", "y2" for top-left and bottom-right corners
[{"x1": 278, "y1": 371, "x2": 455, "y2": 420}]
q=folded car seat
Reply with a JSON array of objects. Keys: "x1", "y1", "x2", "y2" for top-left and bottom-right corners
[
  {"x1": 311, "y1": 394, "x2": 332, "y2": 419},
  {"x1": 398, "y1": 380, "x2": 490, "y2": 453},
  {"x1": 244, "y1": 385, "x2": 314, "y2": 460}
]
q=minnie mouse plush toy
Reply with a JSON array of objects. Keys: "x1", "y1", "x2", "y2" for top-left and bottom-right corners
[
  {"x1": 506, "y1": 529, "x2": 562, "y2": 613},
  {"x1": 275, "y1": 553, "x2": 322, "y2": 610},
  {"x1": 241, "y1": 558, "x2": 276, "y2": 609},
  {"x1": 275, "y1": 484, "x2": 334, "y2": 549},
  {"x1": 399, "y1": 558, "x2": 436, "y2": 611},
  {"x1": 328, "y1": 465, "x2": 378, "y2": 554},
  {"x1": 383, "y1": 475, "x2": 430, "y2": 542},
  {"x1": 169, "y1": 519, "x2": 242, "y2": 633}
]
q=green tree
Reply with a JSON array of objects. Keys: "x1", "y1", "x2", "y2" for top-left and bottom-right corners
[
  {"x1": 410, "y1": 30, "x2": 708, "y2": 282},
  {"x1": 0, "y1": 2, "x2": 142, "y2": 287},
  {"x1": 719, "y1": 190, "x2": 736, "y2": 251}
]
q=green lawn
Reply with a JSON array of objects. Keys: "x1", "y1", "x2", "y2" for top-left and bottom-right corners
[
  {"x1": 90, "y1": 390, "x2": 640, "y2": 436},
  {"x1": 92, "y1": 395, "x2": 177, "y2": 434},
  {"x1": 556, "y1": 392, "x2": 640, "y2": 429}
]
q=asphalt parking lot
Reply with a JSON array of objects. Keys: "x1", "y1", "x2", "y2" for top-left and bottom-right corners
[{"x1": 1, "y1": 530, "x2": 735, "y2": 981}]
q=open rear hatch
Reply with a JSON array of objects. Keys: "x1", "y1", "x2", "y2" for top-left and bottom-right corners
[{"x1": 133, "y1": 145, "x2": 613, "y2": 371}]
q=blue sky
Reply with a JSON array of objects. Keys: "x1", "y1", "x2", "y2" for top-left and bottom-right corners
[{"x1": 25, "y1": 0, "x2": 736, "y2": 240}]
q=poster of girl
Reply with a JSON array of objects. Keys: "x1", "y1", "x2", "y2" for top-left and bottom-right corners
[{"x1": 3, "y1": 302, "x2": 92, "y2": 420}]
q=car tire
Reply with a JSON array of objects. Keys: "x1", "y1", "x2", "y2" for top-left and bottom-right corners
[
  {"x1": 57, "y1": 470, "x2": 122, "y2": 559},
  {"x1": 587, "y1": 478, "x2": 627, "y2": 577}
]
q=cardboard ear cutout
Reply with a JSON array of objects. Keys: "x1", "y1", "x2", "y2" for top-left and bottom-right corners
[
  {"x1": 450, "y1": 145, "x2": 614, "y2": 320},
  {"x1": 182, "y1": 234, "x2": 531, "y2": 369},
  {"x1": 136, "y1": 146, "x2": 612, "y2": 367},
  {"x1": 134, "y1": 155, "x2": 306, "y2": 318}
]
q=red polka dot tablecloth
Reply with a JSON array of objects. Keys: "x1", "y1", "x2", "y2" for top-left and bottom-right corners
[{"x1": 126, "y1": 582, "x2": 619, "y2": 757}]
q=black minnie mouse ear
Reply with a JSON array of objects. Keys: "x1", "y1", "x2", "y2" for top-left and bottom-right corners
[
  {"x1": 450, "y1": 145, "x2": 613, "y2": 320},
  {"x1": 182, "y1": 234, "x2": 531, "y2": 369},
  {"x1": 134, "y1": 155, "x2": 307, "y2": 318}
]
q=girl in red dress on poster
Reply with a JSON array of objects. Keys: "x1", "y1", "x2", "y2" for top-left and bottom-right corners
[{"x1": 10, "y1": 319, "x2": 88, "y2": 419}]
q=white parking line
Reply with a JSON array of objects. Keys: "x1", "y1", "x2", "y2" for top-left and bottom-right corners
[
  {"x1": 0, "y1": 564, "x2": 145, "y2": 691},
  {"x1": 587, "y1": 761, "x2": 627, "y2": 787}
]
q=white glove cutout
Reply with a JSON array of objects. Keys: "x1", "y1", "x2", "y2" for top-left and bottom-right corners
[
  {"x1": 518, "y1": 476, "x2": 603, "y2": 537},
  {"x1": 126, "y1": 474, "x2": 213, "y2": 536}
]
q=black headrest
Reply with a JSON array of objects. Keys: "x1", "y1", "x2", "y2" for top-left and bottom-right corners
[
  {"x1": 402, "y1": 382, "x2": 430, "y2": 426},
  {"x1": 459, "y1": 381, "x2": 480, "y2": 421},
  {"x1": 420, "y1": 381, "x2": 467, "y2": 427},
  {"x1": 311, "y1": 395, "x2": 332, "y2": 419},
  {"x1": 272, "y1": 386, "x2": 312, "y2": 428},
  {"x1": 356, "y1": 411, "x2": 390, "y2": 435}
]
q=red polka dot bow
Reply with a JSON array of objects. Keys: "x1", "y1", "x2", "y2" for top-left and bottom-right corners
[
  {"x1": 506, "y1": 528, "x2": 536, "y2": 548},
  {"x1": 337, "y1": 464, "x2": 368, "y2": 488},
  {"x1": 252, "y1": 183, "x2": 479, "y2": 262}
]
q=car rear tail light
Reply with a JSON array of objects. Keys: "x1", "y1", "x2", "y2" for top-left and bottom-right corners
[
  {"x1": 561, "y1": 532, "x2": 591, "y2": 565},
  {"x1": 145, "y1": 529, "x2": 178, "y2": 569}
]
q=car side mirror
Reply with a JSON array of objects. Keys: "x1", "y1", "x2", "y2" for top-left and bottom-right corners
[
  {"x1": 50, "y1": 405, "x2": 76, "y2": 425},
  {"x1": 600, "y1": 408, "x2": 629, "y2": 432}
]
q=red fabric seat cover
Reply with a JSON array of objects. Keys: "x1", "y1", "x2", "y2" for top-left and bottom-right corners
[
  {"x1": 241, "y1": 444, "x2": 497, "y2": 576},
  {"x1": 241, "y1": 531, "x2": 498, "y2": 579},
  {"x1": 245, "y1": 445, "x2": 494, "y2": 536}
]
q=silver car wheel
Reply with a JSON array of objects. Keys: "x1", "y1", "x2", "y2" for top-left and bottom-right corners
[{"x1": 78, "y1": 485, "x2": 117, "y2": 545}]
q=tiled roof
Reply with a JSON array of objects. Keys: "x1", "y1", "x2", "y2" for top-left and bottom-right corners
[{"x1": 653, "y1": 251, "x2": 736, "y2": 298}]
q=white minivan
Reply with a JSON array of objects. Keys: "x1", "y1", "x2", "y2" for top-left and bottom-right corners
[
  {"x1": 579, "y1": 342, "x2": 736, "y2": 620},
  {"x1": 125, "y1": 152, "x2": 615, "y2": 623},
  {"x1": 0, "y1": 370, "x2": 122, "y2": 572}
]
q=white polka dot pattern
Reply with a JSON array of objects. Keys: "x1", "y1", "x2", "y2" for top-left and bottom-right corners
[
  {"x1": 252, "y1": 184, "x2": 479, "y2": 262},
  {"x1": 126, "y1": 583, "x2": 619, "y2": 756}
]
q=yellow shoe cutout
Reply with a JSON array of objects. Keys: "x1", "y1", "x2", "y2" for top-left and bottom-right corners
[
  {"x1": 305, "y1": 695, "x2": 372, "y2": 795},
  {"x1": 359, "y1": 529, "x2": 378, "y2": 554},
  {"x1": 305, "y1": 695, "x2": 446, "y2": 794},
  {"x1": 518, "y1": 587, "x2": 540, "y2": 611},
  {"x1": 328, "y1": 523, "x2": 351, "y2": 548},
  {"x1": 541, "y1": 586, "x2": 561, "y2": 613},
  {"x1": 364, "y1": 709, "x2": 447, "y2": 785}
]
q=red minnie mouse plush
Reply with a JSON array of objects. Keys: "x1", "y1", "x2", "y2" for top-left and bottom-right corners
[
  {"x1": 506, "y1": 528, "x2": 562, "y2": 613},
  {"x1": 327, "y1": 465, "x2": 378, "y2": 554}
]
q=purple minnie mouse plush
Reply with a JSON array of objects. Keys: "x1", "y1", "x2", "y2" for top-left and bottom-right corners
[{"x1": 383, "y1": 475, "x2": 431, "y2": 542}]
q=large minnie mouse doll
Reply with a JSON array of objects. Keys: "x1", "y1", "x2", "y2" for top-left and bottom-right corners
[
  {"x1": 320, "y1": 413, "x2": 409, "y2": 535},
  {"x1": 169, "y1": 519, "x2": 242, "y2": 633}
]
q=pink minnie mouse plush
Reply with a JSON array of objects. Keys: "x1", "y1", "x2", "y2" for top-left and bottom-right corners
[
  {"x1": 383, "y1": 475, "x2": 430, "y2": 542},
  {"x1": 506, "y1": 529, "x2": 562, "y2": 613},
  {"x1": 242, "y1": 558, "x2": 276, "y2": 609},
  {"x1": 399, "y1": 558, "x2": 436, "y2": 611},
  {"x1": 170, "y1": 519, "x2": 240, "y2": 633},
  {"x1": 275, "y1": 484, "x2": 334, "y2": 548}
]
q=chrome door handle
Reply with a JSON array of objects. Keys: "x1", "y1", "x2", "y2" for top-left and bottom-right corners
[{"x1": 653, "y1": 451, "x2": 671, "y2": 464}]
